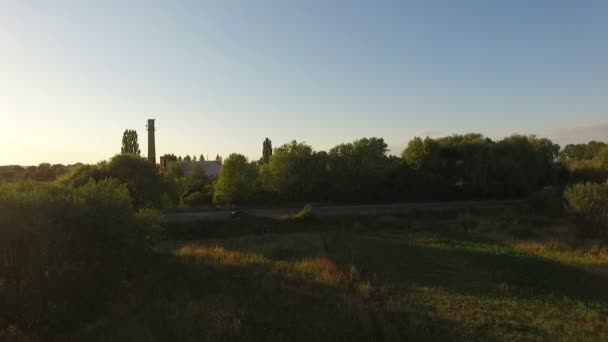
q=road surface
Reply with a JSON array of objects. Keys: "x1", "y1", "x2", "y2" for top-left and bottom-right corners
[{"x1": 162, "y1": 199, "x2": 523, "y2": 223}]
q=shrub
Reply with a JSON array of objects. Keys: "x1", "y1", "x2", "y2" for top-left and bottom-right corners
[
  {"x1": 294, "y1": 203, "x2": 315, "y2": 219},
  {"x1": 0, "y1": 325, "x2": 38, "y2": 342},
  {"x1": 0, "y1": 180, "x2": 159, "y2": 339},
  {"x1": 508, "y1": 223, "x2": 536, "y2": 239},
  {"x1": 59, "y1": 154, "x2": 166, "y2": 209},
  {"x1": 135, "y1": 208, "x2": 164, "y2": 246},
  {"x1": 183, "y1": 191, "x2": 212, "y2": 207},
  {"x1": 528, "y1": 188, "x2": 564, "y2": 216},
  {"x1": 564, "y1": 181, "x2": 608, "y2": 238},
  {"x1": 495, "y1": 209, "x2": 517, "y2": 230},
  {"x1": 457, "y1": 212, "x2": 478, "y2": 232},
  {"x1": 376, "y1": 215, "x2": 402, "y2": 228}
]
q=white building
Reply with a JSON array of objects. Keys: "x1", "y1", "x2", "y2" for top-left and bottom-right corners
[{"x1": 179, "y1": 160, "x2": 222, "y2": 178}]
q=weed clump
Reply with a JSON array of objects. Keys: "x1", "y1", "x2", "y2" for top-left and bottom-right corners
[
  {"x1": 528, "y1": 188, "x2": 564, "y2": 216},
  {"x1": 496, "y1": 209, "x2": 518, "y2": 231},
  {"x1": 294, "y1": 203, "x2": 315, "y2": 219},
  {"x1": 457, "y1": 212, "x2": 479, "y2": 232},
  {"x1": 508, "y1": 223, "x2": 537, "y2": 239}
]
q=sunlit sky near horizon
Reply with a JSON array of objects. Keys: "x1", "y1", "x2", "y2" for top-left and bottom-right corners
[{"x1": 1, "y1": 0, "x2": 608, "y2": 165}]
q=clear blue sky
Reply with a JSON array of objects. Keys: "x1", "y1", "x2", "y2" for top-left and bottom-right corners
[{"x1": 1, "y1": 0, "x2": 607, "y2": 165}]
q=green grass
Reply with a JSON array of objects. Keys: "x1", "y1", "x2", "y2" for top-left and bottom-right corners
[{"x1": 70, "y1": 215, "x2": 608, "y2": 341}]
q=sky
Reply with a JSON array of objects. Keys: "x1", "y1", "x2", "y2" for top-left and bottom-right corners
[{"x1": 1, "y1": 0, "x2": 608, "y2": 165}]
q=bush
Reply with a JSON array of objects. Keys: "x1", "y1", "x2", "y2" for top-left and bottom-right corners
[
  {"x1": 495, "y1": 209, "x2": 518, "y2": 231},
  {"x1": 0, "y1": 325, "x2": 38, "y2": 342},
  {"x1": 294, "y1": 203, "x2": 315, "y2": 219},
  {"x1": 59, "y1": 154, "x2": 166, "y2": 209},
  {"x1": 564, "y1": 181, "x2": 608, "y2": 238},
  {"x1": 528, "y1": 188, "x2": 564, "y2": 216},
  {"x1": 376, "y1": 215, "x2": 403, "y2": 229},
  {"x1": 183, "y1": 191, "x2": 212, "y2": 207},
  {"x1": 457, "y1": 212, "x2": 478, "y2": 232},
  {"x1": 508, "y1": 223, "x2": 536, "y2": 239},
  {"x1": 135, "y1": 208, "x2": 164, "y2": 246},
  {"x1": 0, "y1": 180, "x2": 159, "y2": 339}
]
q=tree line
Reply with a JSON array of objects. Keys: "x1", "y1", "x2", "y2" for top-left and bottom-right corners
[
  {"x1": 2, "y1": 129, "x2": 607, "y2": 219},
  {"x1": 0, "y1": 163, "x2": 80, "y2": 182},
  {"x1": 214, "y1": 134, "x2": 566, "y2": 204},
  {"x1": 4, "y1": 132, "x2": 608, "y2": 209}
]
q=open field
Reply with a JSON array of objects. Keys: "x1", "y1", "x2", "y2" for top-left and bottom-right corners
[{"x1": 71, "y1": 214, "x2": 608, "y2": 341}]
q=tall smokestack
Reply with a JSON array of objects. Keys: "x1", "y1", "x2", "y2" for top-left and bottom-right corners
[{"x1": 147, "y1": 119, "x2": 156, "y2": 164}]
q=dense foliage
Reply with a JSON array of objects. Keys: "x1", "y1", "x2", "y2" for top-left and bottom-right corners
[
  {"x1": 225, "y1": 134, "x2": 562, "y2": 204},
  {"x1": 564, "y1": 181, "x2": 608, "y2": 237},
  {"x1": 60, "y1": 154, "x2": 166, "y2": 209},
  {"x1": 0, "y1": 163, "x2": 77, "y2": 182},
  {"x1": 0, "y1": 179, "x2": 160, "y2": 339},
  {"x1": 4, "y1": 134, "x2": 607, "y2": 210},
  {"x1": 214, "y1": 154, "x2": 257, "y2": 204}
]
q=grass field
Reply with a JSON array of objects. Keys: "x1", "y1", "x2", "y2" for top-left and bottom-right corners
[{"x1": 72, "y1": 214, "x2": 608, "y2": 341}]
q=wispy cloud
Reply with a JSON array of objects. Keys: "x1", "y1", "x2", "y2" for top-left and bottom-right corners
[
  {"x1": 547, "y1": 122, "x2": 608, "y2": 145},
  {"x1": 420, "y1": 130, "x2": 443, "y2": 137}
]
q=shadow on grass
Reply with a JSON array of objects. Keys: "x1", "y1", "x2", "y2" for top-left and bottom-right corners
[
  {"x1": 337, "y1": 231, "x2": 608, "y2": 304},
  {"x1": 153, "y1": 218, "x2": 608, "y2": 341},
  {"x1": 72, "y1": 247, "x2": 466, "y2": 342}
]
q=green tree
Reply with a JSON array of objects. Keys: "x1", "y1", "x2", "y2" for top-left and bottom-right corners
[
  {"x1": 262, "y1": 137, "x2": 273, "y2": 164},
  {"x1": 121, "y1": 129, "x2": 141, "y2": 155},
  {"x1": 199, "y1": 154, "x2": 205, "y2": 161},
  {"x1": 329, "y1": 137, "x2": 390, "y2": 200},
  {"x1": 215, "y1": 154, "x2": 223, "y2": 164},
  {"x1": 560, "y1": 141, "x2": 607, "y2": 162},
  {"x1": 184, "y1": 155, "x2": 192, "y2": 162},
  {"x1": 60, "y1": 154, "x2": 165, "y2": 209},
  {"x1": 192, "y1": 155, "x2": 197, "y2": 162},
  {"x1": 402, "y1": 137, "x2": 432, "y2": 170},
  {"x1": 213, "y1": 154, "x2": 257, "y2": 204},
  {"x1": 259, "y1": 140, "x2": 318, "y2": 200},
  {"x1": 104, "y1": 154, "x2": 165, "y2": 208}
]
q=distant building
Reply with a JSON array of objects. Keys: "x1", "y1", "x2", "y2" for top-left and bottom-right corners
[
  {"x1": 180, "y1": 160, "x2": 222, "y2": 178},
  {"x1": 160, "y1": 155, "x2": 222, "y2": 178}
]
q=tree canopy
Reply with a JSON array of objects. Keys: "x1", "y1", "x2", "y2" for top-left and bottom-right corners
[
  {"x1": 262, "y1": 138, "x2": 273, "y2": 164},
  {"x1": 213, "y1": 153, "x2": 257, "y2": 204},
  {"x1": 121, "y1": 129, "x2": 141, "y2": 155}
]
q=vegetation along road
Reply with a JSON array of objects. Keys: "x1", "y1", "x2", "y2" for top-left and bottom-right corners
[{"x1": 162, "y1": 200, "x2": 523, "y2": 222}]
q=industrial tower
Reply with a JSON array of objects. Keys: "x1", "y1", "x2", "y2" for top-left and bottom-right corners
[{"x1": 147, "y1": 119, "x2": 156, "y2": 164}]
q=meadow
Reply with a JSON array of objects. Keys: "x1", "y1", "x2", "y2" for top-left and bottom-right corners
[{"x1": 70, "y1": 212, "x2": 608, "y2": 341}]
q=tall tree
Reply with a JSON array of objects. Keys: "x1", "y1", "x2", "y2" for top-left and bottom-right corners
[
  {"x1": 402, "y1": 137, "x2": 430, "y2": 170},
  {"x1": 192, "y1": 155, "x2": 197, "y2": 162},
  {"x1": 215, "y1": 155, "x2": 223, "y2": 164},
  {"x1": 213, "y1": 153, "x2": 257, "y2": 204},
  {"x1": 199, "y1": 154, "x2": 205, "y2": 161},
  {"x1": 262, "y1": 138, "x2": 273, "y2": 164},
  {"x1": 121, "y1": 129, "x2": 141, "y2": 155},
  {"x1": 184, "y1": 155, "x2": 192, "y2": 162},
  {"x1": 329, "y1": 137, "x2": 390, "y2": 200},
  {"x1": 260, "y1": 140, "x2": 319, "y2": 200}
]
